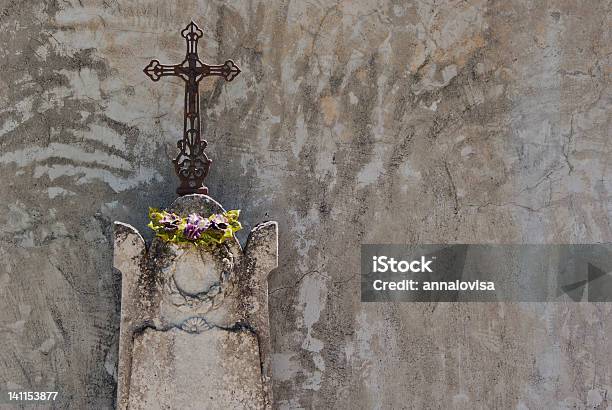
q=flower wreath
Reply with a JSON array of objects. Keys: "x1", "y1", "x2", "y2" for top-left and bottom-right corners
[{"x1": 148, "y1": 207, "x2": 242, "y2": 247}]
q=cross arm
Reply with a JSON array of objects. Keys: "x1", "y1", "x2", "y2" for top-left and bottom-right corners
[
  {"x1": 197, "y1": 60, "x2": 241, "y2": 82},
  {"x1": 143, "y1": 59, "x2": 183, "y2": 82}
]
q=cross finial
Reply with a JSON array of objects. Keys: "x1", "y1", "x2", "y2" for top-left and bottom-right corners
[{"x1": 144, "y1": 21, "x2": 241, "y2": 196}]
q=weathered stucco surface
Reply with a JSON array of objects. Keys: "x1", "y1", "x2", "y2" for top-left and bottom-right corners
[{"x1": 0, "y1": 0, "x2": 610, "y2": 409}]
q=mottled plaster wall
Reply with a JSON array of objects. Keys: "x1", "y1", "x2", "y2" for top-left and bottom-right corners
[{"x1": 0, "y1": 0, "x2": 610, "y2": 409}]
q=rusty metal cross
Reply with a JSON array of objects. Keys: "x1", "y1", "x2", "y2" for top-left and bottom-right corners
[{"x1": 144, "y1": 21, "x2": 241, "y2": 196}]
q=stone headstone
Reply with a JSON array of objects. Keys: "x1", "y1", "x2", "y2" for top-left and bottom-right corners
[{"x1": 113, "y1": 194, "x2": 277, "y2": 409}]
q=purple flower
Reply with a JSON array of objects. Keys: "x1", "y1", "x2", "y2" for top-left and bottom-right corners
[
  {"x1": 209, "y1": 214, "x2": 229, "y2": 230},
  {"x1": 186, "y1": 213, "x2": 203, "y2": 226},
  {"x1": 159, "y1": 212, "x2": 181, "y2": 232},
  {"x1": 183, "y1": 213, "x2": 211, "y2": 240}
]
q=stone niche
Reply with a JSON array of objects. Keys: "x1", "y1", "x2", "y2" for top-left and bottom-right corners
[{"x1": 113, "y1": 194, "x2": 278, "y2": 410}]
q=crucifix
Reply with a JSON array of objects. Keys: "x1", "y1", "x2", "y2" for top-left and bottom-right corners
[{"x1": 144, "y1": 21, "x2": 241, "y2": 196}]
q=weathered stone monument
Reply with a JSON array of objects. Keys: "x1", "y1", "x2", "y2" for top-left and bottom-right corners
[{"x1": 113, "y1": 22, "x2": 277, "y2": 410}]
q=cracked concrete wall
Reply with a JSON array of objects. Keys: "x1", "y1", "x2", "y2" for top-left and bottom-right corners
[{"x1": 0, "y1": 0, "x2": 609, "y2": 409}]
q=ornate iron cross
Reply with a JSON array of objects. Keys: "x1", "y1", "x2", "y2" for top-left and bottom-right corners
[{"x1": 144, "y1": 22, "x2": 240, "y2": 195}]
